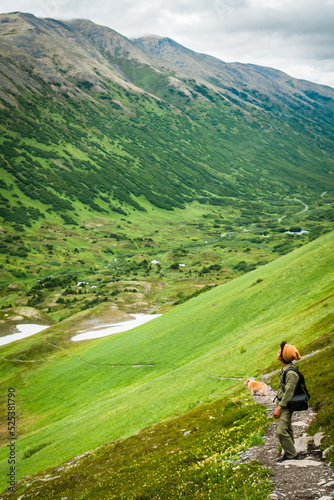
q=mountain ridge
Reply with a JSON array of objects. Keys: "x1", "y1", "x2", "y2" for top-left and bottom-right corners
[
  {"x1": 0, "y1": 11, "x2": 333, "y2": 298},
  {"x1": 133, "y1": 33, "x2": 334, "y2": 102},
  {"x1": 2, "y1": 12, "x2": 334, "y2": 105}
]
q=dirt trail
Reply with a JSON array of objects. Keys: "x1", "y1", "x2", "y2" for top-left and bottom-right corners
[
  {"x1": 294, "y1": 198, "x2": 309, "y2": 215},
  {"x1": 278, "y1": 197, "x2": 308, "y2": 222},
  {"x1": 239, "y1": 386, "x2": 334, "y2": 500}
]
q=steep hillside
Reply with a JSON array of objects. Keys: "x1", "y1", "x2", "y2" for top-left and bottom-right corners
[
  {"x1": 0, "y1": 12, "x2": 333, "y2": 311},
  {"x1": 0, "y1": 230, "x2": 333, "y2": 492},
  {"x1": 1, "y1": 12, "x2": 334, "y2": 222}
]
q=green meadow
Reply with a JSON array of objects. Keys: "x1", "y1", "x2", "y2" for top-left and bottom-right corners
[{"x1": 0, "y1": 230, "x2": 333, "y2": 494}]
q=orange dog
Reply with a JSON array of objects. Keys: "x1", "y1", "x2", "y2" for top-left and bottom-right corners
[{"x1": 246, "y1": 379, "x2": 268, "y2": 396}]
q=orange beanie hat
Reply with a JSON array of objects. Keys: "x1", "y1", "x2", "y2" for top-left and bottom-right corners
[{"x1": 282, "y1": 342, "x2": 301, "y2": 362}]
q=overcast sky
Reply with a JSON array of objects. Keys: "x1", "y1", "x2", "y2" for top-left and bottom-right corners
[{"x1": 2, "y1": 0, "x2": 334, "y2": 88}]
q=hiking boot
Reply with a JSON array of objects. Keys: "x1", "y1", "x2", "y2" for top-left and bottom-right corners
[{"x1": 277, "y1": 453, "x2": 300, "y2": 462}]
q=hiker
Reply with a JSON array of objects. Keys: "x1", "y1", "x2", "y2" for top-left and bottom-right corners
[{"x1": 273, "y1": 341, "x2": 301, "y2": 462}]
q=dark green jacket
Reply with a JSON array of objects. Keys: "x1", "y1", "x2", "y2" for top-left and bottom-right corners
[{"x1": 276, "y1": 363, "x2": 299, "y2": 408}]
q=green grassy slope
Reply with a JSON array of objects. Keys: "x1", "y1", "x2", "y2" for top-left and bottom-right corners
[
  {"x1": 2, "y1": 394, "x2": 273, "y2": 499},
  {"x1": 0, "y1": 230, "x2": 333, "y2": 490},
  {"x1": 3, "y1": 336, "x2": 334, "y2": 500}
]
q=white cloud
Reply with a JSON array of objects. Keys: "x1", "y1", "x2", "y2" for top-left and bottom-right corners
[{"x1": 1, "y1": 0, "x2": 334, "y2": 87}]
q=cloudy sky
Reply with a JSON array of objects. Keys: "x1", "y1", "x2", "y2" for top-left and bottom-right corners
[{"x1": 2, "y1": 0, "x2": 334, "y2": 88}]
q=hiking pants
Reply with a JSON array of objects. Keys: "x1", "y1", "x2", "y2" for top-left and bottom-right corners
[{"x1": 277, "y1": 407, "x2": 297, "y2": 458}]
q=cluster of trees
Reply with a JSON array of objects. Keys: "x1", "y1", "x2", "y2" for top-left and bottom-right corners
[
  {"x1": 0, "y1": 78, "x2": 242, "y2": 225},
  {"x1": 173, "y1": 284, "x2": 217, "y2": 306},
  {"x1": 0, "y1": 192, "x2": 43, "y2": 227},
  {"x1": 198, "y1": 263, "x2": 222, "y2": 276},
  {"x1": 28, "y1": 274, "x2": 78, "y2": 294},
  {"x1": 233, "y1": 261, "x2": 257, "y2": 273}
]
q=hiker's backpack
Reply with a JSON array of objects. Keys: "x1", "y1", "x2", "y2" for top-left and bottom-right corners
[{"x1": 283, "y1": 365, "x2": 310, "y2": 413}]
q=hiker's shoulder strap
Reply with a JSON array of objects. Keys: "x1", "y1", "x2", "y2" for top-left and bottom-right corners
[{"x1": 283, "y1": 365, "x2": 300, "y2": 384}]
